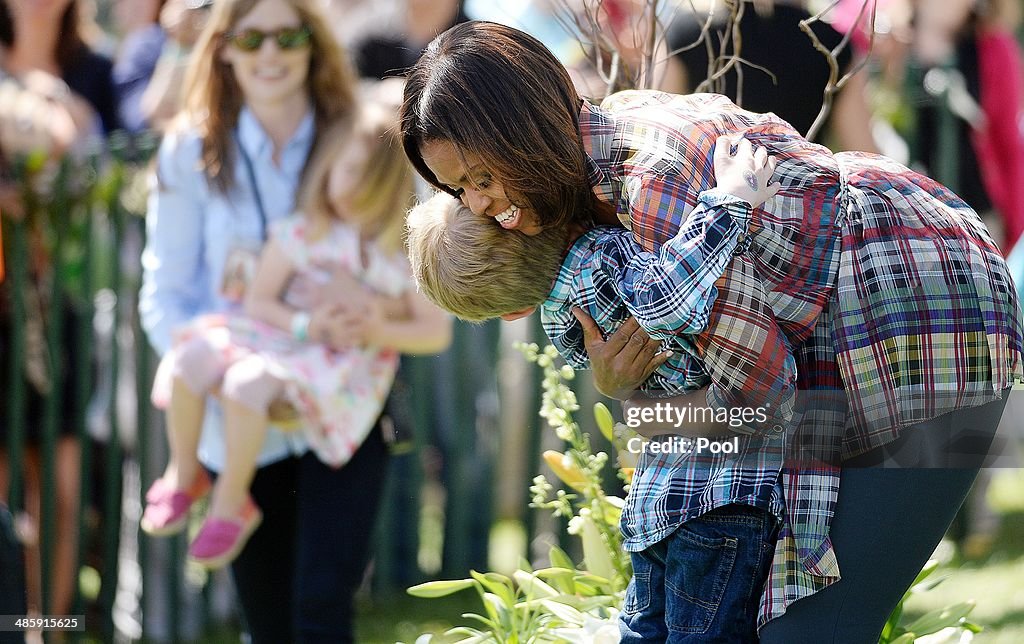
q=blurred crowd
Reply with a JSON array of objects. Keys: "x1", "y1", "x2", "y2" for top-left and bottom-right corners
[{"x1": 0, "y1": 0, "x2": 1022, "y2": 639}]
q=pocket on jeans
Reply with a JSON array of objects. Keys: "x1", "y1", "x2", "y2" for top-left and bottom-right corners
[
  {"x1": 622, "y1": 553, "x2": 652, "y2": 615},
  {"x1": 664, "y1": 524, "x2": 739, "y2": 634}
]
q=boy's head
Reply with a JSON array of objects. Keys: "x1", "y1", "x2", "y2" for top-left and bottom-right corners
[{"x1": 406, "y1": 192, "x2": 568, "y2": 322}]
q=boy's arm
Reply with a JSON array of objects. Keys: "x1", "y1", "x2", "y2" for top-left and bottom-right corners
[
  {"x1": 613, "y1": 134, "x2": 779, "y2": 337},
  {"x1": 608, "y1": 186, "x2": 754, "y2": 338},
  {"x1": 541, "y1": 305, "x2": 593, "y2": 370}
]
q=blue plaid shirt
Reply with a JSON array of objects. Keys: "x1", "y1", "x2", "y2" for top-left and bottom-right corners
[{"x1": 541, "y1": 188, "x2": 786, "y2": 552}]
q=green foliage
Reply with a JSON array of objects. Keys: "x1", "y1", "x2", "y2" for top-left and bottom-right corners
[
  {"x1": 3, "y1": 132, "x2": 158, "y2": 302},
  {"x1": 407, "y1": 344, "x2": 639, "y2": 642},
  {"x1": 406, "y1": 545, "x2": 621, "y2": 643},
  {"x1": 880, "y1": 560, "x2": 983, "y2": 643}
]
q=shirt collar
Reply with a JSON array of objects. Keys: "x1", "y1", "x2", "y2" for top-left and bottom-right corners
[
  {"x1": 542, "y1": 228, "x2": 606, "y2": 311},
  {"x1": 236, "y1": 106, "x2": 315, "y2": 169}
]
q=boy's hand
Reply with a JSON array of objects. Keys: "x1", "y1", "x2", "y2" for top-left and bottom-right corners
[
  {"x1": 713, "y1": 134, "x2": 780, "y2": 209},
  {"x1": 572, "y1": 308, "x2": 670, "y2": 400}
]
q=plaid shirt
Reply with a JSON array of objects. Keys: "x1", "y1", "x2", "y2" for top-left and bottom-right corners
[
  {"x1": 542, "y1": 212, "x2": 792, "y2": 549},
  {"x1": 579, "y1": 90, "x2": 1024, "y2": 626}
]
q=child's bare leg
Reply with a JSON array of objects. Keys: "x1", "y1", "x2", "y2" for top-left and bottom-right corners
[
  {"x1": 208, "y1": 355, "x2": 283, "y2": 519},
  {"x1": 161, "y1": 336, "x2": 226, "y2": 488},
  {"x1": 163, "y1": 376, "x2": 206, "y2": 489}
]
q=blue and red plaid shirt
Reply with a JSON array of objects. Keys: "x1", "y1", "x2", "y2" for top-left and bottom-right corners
[{"x1": 575, "y1": 90, "x2": 1023, "y2": 627}]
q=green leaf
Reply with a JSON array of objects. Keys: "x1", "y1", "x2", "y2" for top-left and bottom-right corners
[
  {"x1": 538, "y1": 599, "x2": 585, "y2": 625},
  {"x1": 407, "y1": 578, "x2": 476, "y2": 598},
  {"x1": 548, "y1": 545, "x2": 576, "y2": 571},
  {"x1": 513, "y1": 570, "x2": 559, "y2": 599},
  {"x1": 904, "y1": 601, "x2": 976, "y2": 636},
  {"x1": 461, "y1": 612, "x2": 497, "y2": 630},
  {"x1": 471, "y1": 571, "x2": 515, "y2": 607},
  {"x1": 517, "y1": 556, "x2": 534, "y2": 573},
  {"x1": 881, "y1": 599, "x2": 905, "y2": 641},
  {"x1": 888, "y1": 634, "x2": 916, "y2": 644},
  {"x1": 534, "y1": 568, "x2": 576, "y2": 595},
  {"x1": 447, "y1": 627, "x2": 495, "y2": 644},
  {"x1": 962, "y1": 620, "x2": 984, "y2": 634},
  {"x1": 481, "y1": 592, "x2": 512, "y2": 632}
]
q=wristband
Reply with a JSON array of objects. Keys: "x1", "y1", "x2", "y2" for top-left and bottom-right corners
[{"x1": 290, "y1": 311, "x2": 311, "y2": 342}]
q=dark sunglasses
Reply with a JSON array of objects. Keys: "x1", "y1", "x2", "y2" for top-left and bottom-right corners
[{"x1": 225, "y1": 25, "x2": 312, "y2": 52}]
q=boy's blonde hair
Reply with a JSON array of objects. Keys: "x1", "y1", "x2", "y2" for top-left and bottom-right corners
[
  {"x1": 406, "y1": 192, "x2": 567, "y2": 322},
  {"x1": 300, "y1": 105, "x2": 414, "y2": 254}
]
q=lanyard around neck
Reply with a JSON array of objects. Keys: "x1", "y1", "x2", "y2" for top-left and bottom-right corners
[{"x1": 236, "y1": 139, "x2": 269, "y2": 242}]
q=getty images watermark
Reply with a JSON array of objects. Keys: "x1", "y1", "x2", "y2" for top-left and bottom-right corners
[{"x1": 623, "y1": 402, "x2": 770, "y2": 455}]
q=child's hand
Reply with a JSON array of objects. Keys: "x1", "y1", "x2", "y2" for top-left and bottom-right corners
[
  {"x1": 713, "y1": 134, "x2": 780, "y2": 209},
  {"x1": 309, "y1": 302, "x2": 371, "y2": 352},
  {"x1": 316, "y1": 264, "x2": 375, "y2": 308}
]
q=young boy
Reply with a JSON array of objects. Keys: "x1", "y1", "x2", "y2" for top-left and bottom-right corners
[{"x1": 406, "y1": 137, "x2": 802, "y2": 639}]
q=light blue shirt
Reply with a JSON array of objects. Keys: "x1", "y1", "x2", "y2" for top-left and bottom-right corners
[{"x1": 139, "y1": 107, "x2": 315, "y2": 471}]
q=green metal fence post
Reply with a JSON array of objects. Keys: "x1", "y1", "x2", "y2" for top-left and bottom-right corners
[
  {"x1": 3, "y1": 217, "x2": 28, "y2": 516},
  {"x1": 99, "y1": 170, "x2": 125, "y2": 642}
]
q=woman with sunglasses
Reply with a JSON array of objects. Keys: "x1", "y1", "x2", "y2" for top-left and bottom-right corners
[{"x1": 139, "y1": 1, "x2": 388, "y2": 640}]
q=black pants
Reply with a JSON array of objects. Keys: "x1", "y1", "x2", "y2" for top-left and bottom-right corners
[
  {"x1": 226, "y1": 429, "x2": 390, "y2": 643},
  {"x1": 760, "y1": 391, "x2": 1009, "y2": 643}
]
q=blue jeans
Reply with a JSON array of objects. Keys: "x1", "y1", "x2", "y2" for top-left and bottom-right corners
[{"x1": 619, "y1": 503, "x2": 779, "y2": 643}]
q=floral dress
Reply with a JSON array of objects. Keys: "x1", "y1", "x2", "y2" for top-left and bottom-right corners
[{"x1": 153, "y1": 215, "x2": 410, "y2": 468}]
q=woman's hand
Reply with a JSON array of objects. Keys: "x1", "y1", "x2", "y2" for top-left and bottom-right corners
[
  {"x1": 713, "y1": 134, "x2": 780, "y2": 209},
  {"x1": 572, "y1": 307, "x2": 670, "y2": 400}
]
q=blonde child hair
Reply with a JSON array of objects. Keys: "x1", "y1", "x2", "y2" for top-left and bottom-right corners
[
  {"x1": 300, "y1": 105, "x2": 414, "y2": 254},
  {"x1": 405, "y1": 191, "x2": 567, "y2": 321}
]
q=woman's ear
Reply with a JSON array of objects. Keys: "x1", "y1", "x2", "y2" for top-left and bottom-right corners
[{"x1": 500, "y1": 306, "x2": 536, "y2": 321}]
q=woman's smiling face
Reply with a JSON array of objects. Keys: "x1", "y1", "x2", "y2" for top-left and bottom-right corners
[
  {"x1": 219, "y1": 0, "x2": 312, "y2": 110},
  {"x1": 419, "y1": 139, "x2": 544, "y2": 236}
]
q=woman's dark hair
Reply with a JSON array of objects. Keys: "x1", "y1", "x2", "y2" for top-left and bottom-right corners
[
  {"x1": 401, "y1": 20, "x2": 594, "y2": 229},
  {"x1": 0, "y1": 0, "x2": 85, "y2": 74}
]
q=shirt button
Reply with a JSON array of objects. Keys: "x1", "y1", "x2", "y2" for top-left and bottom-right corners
[{"x1": 772, "y1": 424, "x2": 785, "y2": 434}]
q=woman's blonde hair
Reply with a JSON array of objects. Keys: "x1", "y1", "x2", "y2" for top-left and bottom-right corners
[
  {"x1": 181, "y1": 0, "x2": 357, "y2": 192},
  {"x1": 299, "y1": 105, "x2": 415, "y2": 255}
]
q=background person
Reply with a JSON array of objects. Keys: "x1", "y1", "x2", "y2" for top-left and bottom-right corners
[
  {"x1": 0, "y1": 0, "x2": 115, "y2": 622},
  {"x1": 140, "y1": 1, "x2": 444, "y2": 640}
]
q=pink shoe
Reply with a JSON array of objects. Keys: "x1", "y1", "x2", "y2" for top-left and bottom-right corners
[
  {"x1": 141, "y1": 471, "x2": 212, "y2": 536},
  {"x1": 188, "y1": 498, "x2": 263, "y2": 569}
]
